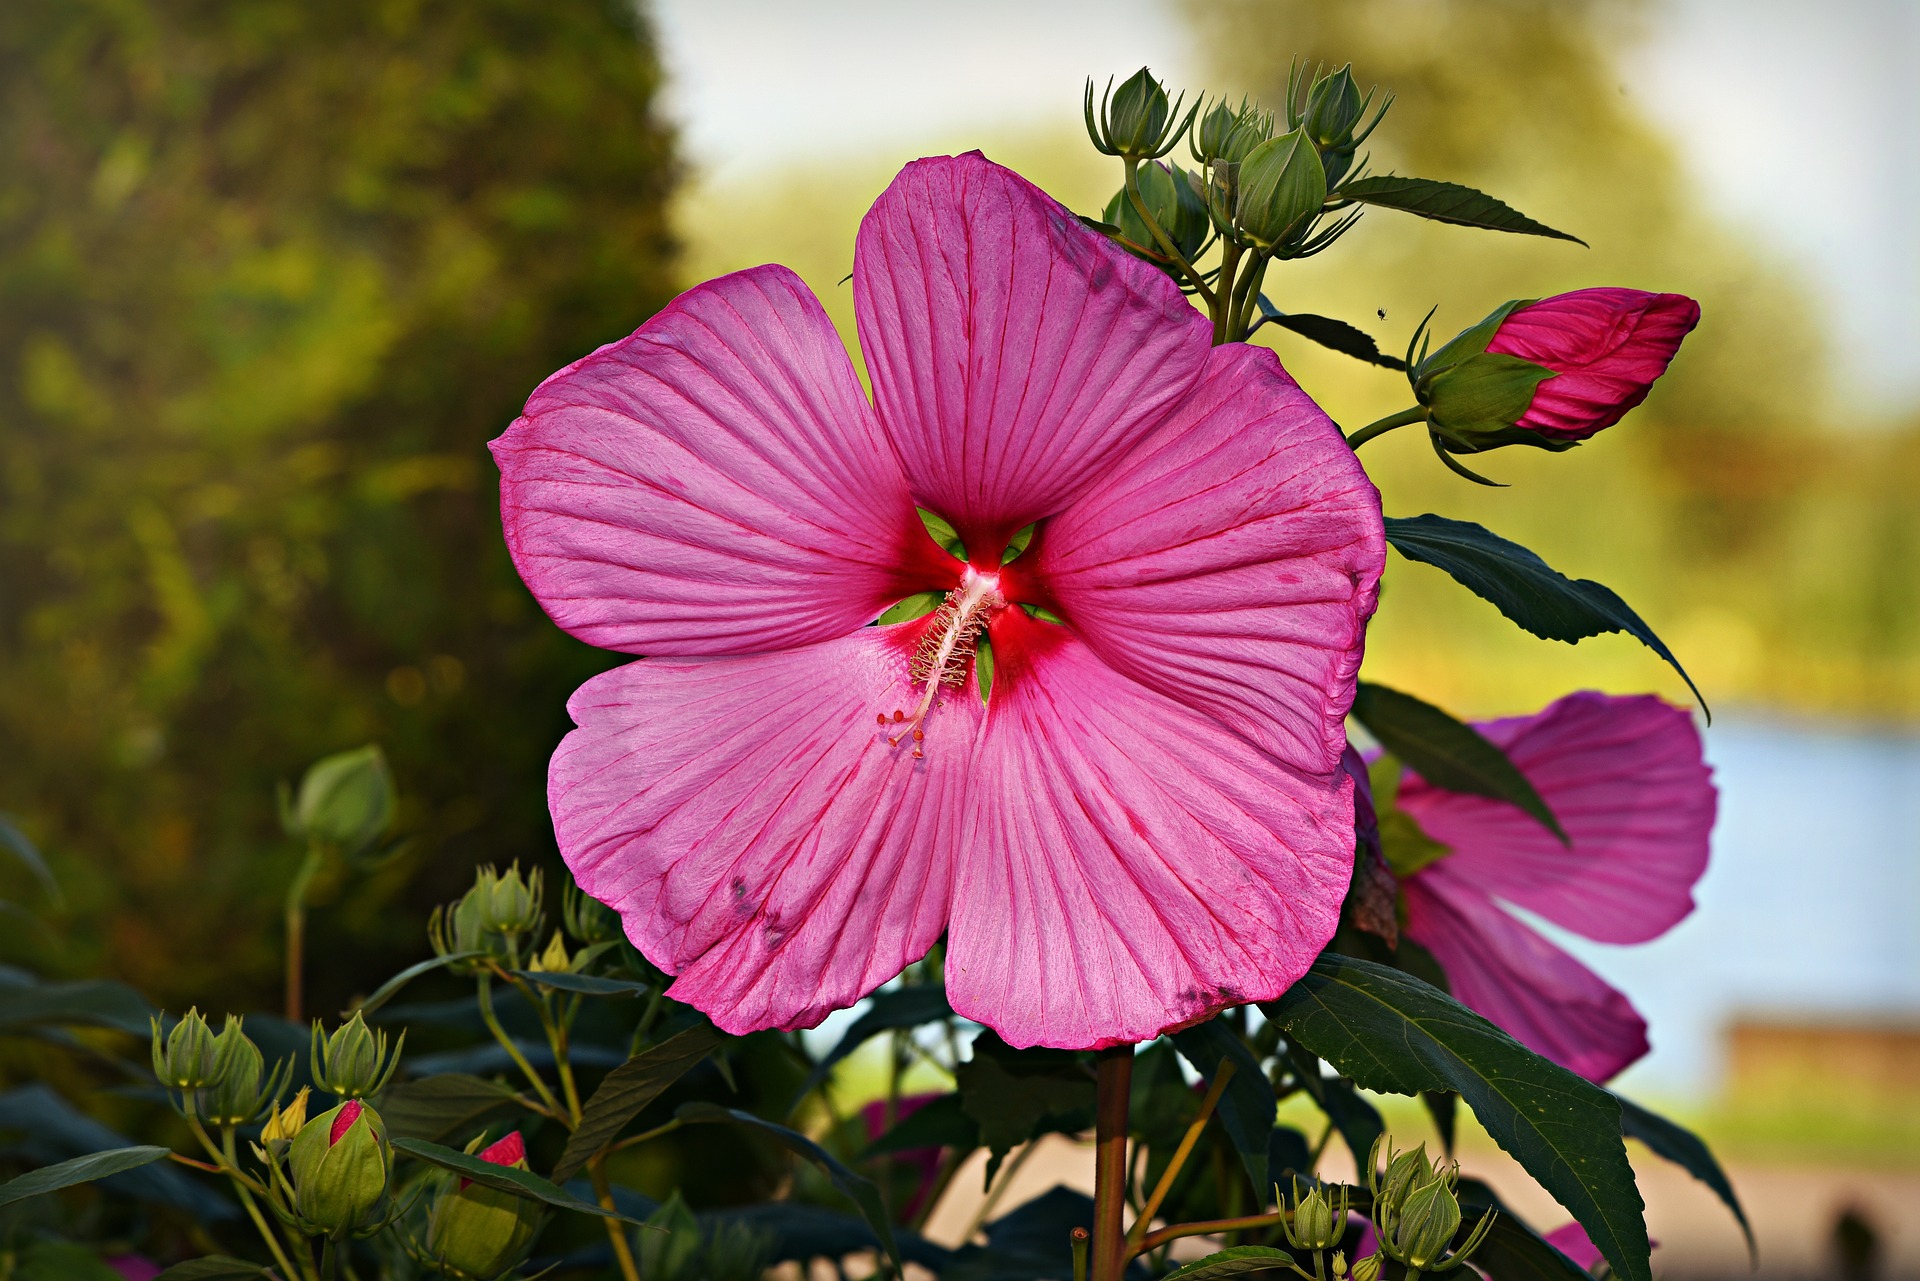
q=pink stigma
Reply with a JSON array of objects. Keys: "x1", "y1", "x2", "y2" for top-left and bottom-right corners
[{"x1": 886, "y1": 568, "x2": 1004, "y2": 755}]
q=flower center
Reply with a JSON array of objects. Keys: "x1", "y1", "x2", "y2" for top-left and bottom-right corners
[{"x1": 877, "y1": 567, "x2": 1004, "y2": 757}]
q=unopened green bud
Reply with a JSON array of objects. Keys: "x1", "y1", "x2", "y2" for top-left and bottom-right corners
[
  {"x1": 288, "y1": 1099, "x2": 391, "y2": 1238},
  {"x1": 562, "y1": 879, "x2": 620, "y2": 945},
  {"x1": 1389, "y1": 1173, "x2": 1464, "y2": 1269},
  {"x1": 1287, "y1": 1180, "x2": 1348, "y2": 1252},
  {"x1": 1350, "y1": 1253, "x2": 1381, "y2": 1281},
  {"x1": 1304, "y1": 65, "x2": 1364, "y2": 149},
  {"x1": 423, "y1": 1132, "x2": 541, "y2": 1280},
  {"x1": 203, "y1": 1016, "x2": 273, "y2": 1125},
  {"x1": 151, "y1": 1008, "x2": 220, "y2": 1090},
  {"x1": 311, "y1": 1011, "x2": 402, "y2": 1099},
  {"x1": 1218, "y1": 110, "x2": 1273, "y2": 166},
  {"x1": 484, "y1": 863, "x2": 543, "y2": 936},
  {"x1": 430, "y1": 863, "x2": 546, "y2": 969},
  {"x1": 1235, "y1": 127, "x2": 1326, "y2": 250},
  {"x1": 1374, "y1": 1138, "x2": 1433, "y2": 1210},
  {"x1": 1103, "y1": 162, "x2": 1210, "y2": 265},
  {"x1": 1106, "y1": 68, "x2": 1171, "y2": 157},
  {"x1": 284, "y1": 746, "x2": 394, "y2": 854}
]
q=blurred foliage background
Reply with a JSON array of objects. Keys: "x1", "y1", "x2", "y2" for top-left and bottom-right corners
[
  {"x1": 0, "y1": 0, "x2": 675, "y2": 1011},
  {"x1": 1, "y1": 0, "x2": 1914, "y2": 1031}
]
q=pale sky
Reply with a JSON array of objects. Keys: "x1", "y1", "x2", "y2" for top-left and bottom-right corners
[{"x1": 650, "y1": 0, "x2": 1920, "y2": 416}]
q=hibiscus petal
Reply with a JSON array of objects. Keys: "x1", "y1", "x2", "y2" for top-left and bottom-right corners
[
  {"x1": 1404, "y1": 866, "x2": 1649, "y2": 1082},
  {"x1": 1032, "y1": 343, "x2": 1383, "y2": 775},
  {"x1": 946, "y1": 611, "x2": 1353, "y2": 1050},
  {"x1": 1396, "y1": 692, "x2": 1713, "y2": 943},
  {"x1": 550, "y1": 629, "x2": 980, "y2": 1033},
  {"x1": 492, "y1": 265, "x2": 953, "y2": 656},
  {"x1": 854, "y1": 152, "x2": 1213, "y2": 548}
]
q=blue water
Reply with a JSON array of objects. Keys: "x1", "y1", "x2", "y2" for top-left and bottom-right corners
[{"x1": 1555, "y1": 714, "x2": 1920, "y2": 1098}]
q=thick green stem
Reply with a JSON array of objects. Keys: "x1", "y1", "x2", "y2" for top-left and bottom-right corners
[
  {"x1": 1213, "y1": 239, "x2": 1243, "y2": 345},
  {"x1": 1124, "y1": 159, "x2": 1216, "y2": 306},
  {"x1": 1229, "y1": 255, "x2": 1270, "y2": 343},
  {"x1": 1345, "y1": 406, "x2": 1427, "y2": 450},
  {"x1": 284, "y1": 843, "x2": 325, "y2": 1021},
  {"x1": 1090, "y1": 1046, "x2": 1135, "y2": 1281}
]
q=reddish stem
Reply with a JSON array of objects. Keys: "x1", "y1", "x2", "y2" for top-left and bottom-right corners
[{"x1": 1091, "y1": 1046, "x2": 1135, "y2": 1281}]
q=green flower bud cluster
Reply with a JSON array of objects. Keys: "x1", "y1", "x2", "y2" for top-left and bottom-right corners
[
  {"x1": 428, "y1": 862, "x2": 546, "y2": 971},
  {"x1": 1235, "y1": 127, "x2": 1328, "y2": 253},
  {"x1": 1103, "y1": 161, "x2": 1211, "y2": 271},
  {"x1": 561, "y1": 878, "x2": 621, "y2": 946},
  {"x1": 310, "y1": 1010, "x2": 404, "y2": 1099},
  {"x1": 1085, "y1": 68, "x2": 1198, "y2": 160},
  {"x1": 1366, "y1": 1138, "x2": 1496, "y2": 1277},
  {"x1": 150, "y1": 1009, "x2": 290, "y2": 1124},
  {"x1": 279, "y1": 745, "x2": 396, "y2": 858}
]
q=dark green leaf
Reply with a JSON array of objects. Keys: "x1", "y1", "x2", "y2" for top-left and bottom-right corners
[
  {"x1": 1171, "y1": 1021, "x2": 1278, "y2": 1201},
  {"x1": 1255, "y1": 300, "x2": 1406, "y2": 370},
  {"x1": 955, "y1": 1033, "x2": 1095, "y2": 1169},
  {"x1": 378, "y1": 1073, "x2": 522, "y2": 1143},
  {"x1": 1424, "y1": 1089, "x2": 1459, "y2": 1155},
  {"x1": 1615, "y1": 1094, "x2": 1753, "y2": 1258},
  {"x1": 0, "y1": 1146, "x2": 170, "y2": 1207},
  {"x1": 1339, "y1": 176, "x2": 1585, "y2": 244},
  {"x1": 12, "y1": 1242, "x2": 126, "y2": 1281},
  {"x1": 675, "y1": 1102, "x2": 901, "y2": 1278},
  {"x1": 791, "y1": 985, "x2": 953, "y2": 1111},
  {"x1": 555, "y1": 1023, "x2": 724, "y2": 1180},
  {"x1": 0, "y1": 980, "x2": 152, "y2": 1035},
  {"x1": 154, "y1": 1260, "x2": 274, "y2": 1280},
  {"x1": 393, "y1": 1136, "x2": 648, "y2": 1224},
  {"x1": 1164, "y1": 1246, "x2": 1299, "y2": 1280},
  {"x1": 1267, "y1": 1126, "x2": 1313, "y2": 1183},
  {"x1": 706, "y1": 1202, "x2": 953, "y2": 1272},
  {"x1": 1352, "y1": 681, "x2": 1565, "y2": 843},
  {"x1": 863, "y1": 1091, "x2": 980, "y2": 1158},
  {"x1": 1267, "y1": 955, "x2": 1648, "y2": 1281},
  {"x1": 356, "y1": 951, "x2": 486, "y2": 1016},
  {"x1": 507, "y1": 969, "x2": 651, "y2": 996},
  {"x1": 1457, "y1": 1204, "x2": 1593, "y2": 1281},
  {"x1": 0, "y1": 815, "x2": 58, "y2": 900},
  {"x1": 1383, "y1": 514, "x2": 1705, "y2": 715}
]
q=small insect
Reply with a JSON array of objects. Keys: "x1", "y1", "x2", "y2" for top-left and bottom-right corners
[{"x1": 1377, "y1": 308, "x2": 1387, "y2": 320}]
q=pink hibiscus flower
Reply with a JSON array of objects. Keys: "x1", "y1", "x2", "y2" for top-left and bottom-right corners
[
  {"x1": 1387, "y1": 691, "x2": 1715, "y2": 1081},
  {"x1": 491, "y1": 152, "x2": 1385, "y2": 1050}
]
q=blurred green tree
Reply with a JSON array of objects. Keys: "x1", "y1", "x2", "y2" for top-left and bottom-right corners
[{"x1": 0, "y1": 0, "x2": 678, "y2": 1009}]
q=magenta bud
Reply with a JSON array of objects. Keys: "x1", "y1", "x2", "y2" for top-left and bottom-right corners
[
  {"x1": 424, "y1": 1130, "x2": 541, "y2": 1280},
  {"x1": 1483, "y1": 288, "x2": 1700, "y2": 440}
]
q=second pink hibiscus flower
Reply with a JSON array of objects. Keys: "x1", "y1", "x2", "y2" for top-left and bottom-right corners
[{"x1": 491, "y1": 153, "x2": 1386, "y2": 1050}]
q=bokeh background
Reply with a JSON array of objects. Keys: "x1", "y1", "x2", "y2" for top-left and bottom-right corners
[{"x1": 2, "y1": 0, "x2": 1916, "y2": 1274}]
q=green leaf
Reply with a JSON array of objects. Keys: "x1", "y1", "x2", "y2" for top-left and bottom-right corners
[
  {"x1": 1457, "y1": 1205, "x2": 1593, "y2": 1281},
  {"x1": 1338, "y1": 176, "x2": 1586, "y2": 244},
  {"x1": 0, "y1": 814, "x2": 59, "y2": 901},
  {"x1": 917, "y1": 508, "x2": 965, "y2": 557},
  {"x1": 675, "y1": 1102, "x2": 902, "y2": 1279},
  {"x1": 154, "y1": 1259, "x2": 274, "y2": 1280},
  {"x1": 878, "y1": 591, "x2": 945, "y2": 625},
  {"x1": 378, "y1": 1073, "x2": 522, "y2": 1143},
  {"x1": 12, "y1": 1242, "x2": 127, "y2": 1281},
  {"x1": 1267, "y1": 955, "x2": 1648, "y2": 1281},
  {"x1": 1383, "y1": 514, "x2": 1706, "y2": 715},
  {"x1": 955, "y1": 1033, "x2": 1096, "y2": 1169},
  {"x1": 554, "y1": 1023, "x2": 725, "y2": 1180},
  {"x1": 1164, "y1": 1246, "x2": 1299, "y2": 1280},
  {"x1": 393, "y1": 1136, "x2": 648, "y2": 1224},
  {"x1": 507, "y1": 969, "x2": 651, "y2": 996},
  {"x1": 1615, "y1": 1093, "x2": 1753, "y2": 1258},
  {"x1": 1171, "y1": 1021, "x2": 1278, "y2": 1200},
  {"x1": 1254, "y1": 299, "x2": 1406, "y2": 370},
  {"x1": 0, "y1": 1146, "x2": 171, "y2": 1208},
  {"x1": 1281, "y1": 1041, "x2": 1383, "y2": 1170},
  {"x1": 0, "y1": 979, "x2": 153, "y2": 1035},
  {"x1": 863, "y1": 1091, "x2": 981, "y2": 1158},
  {"x1": 791, "y1": 985, "x2": 953, "y2": 1112},
  {"x1": 356, "y1": 951, "x2": 486, "y2": 1015},
  {"x1": 1351, "y1": 681, "x2": 1565, "y2": 844}
]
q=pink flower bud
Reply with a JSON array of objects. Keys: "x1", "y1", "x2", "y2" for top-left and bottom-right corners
[
  {"x1": 329, "y1": 1098, "x2": 362, "y2": 1145},
  {"x1": 479, "y1": 1131, "x2": 526, "y2": 1166},
  {"x1": 1484, "y1": 287, "x2": 1700, "y2": 441}
]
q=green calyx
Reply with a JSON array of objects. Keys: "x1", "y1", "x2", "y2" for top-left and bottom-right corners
[{"x1": 287, "y1": 1100, "x2": 392, "y2": 1239}]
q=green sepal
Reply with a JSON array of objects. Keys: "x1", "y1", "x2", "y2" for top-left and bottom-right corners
[
  {"x1": 917, "y1": 508, "x2": 965, "y2": 558},
  {"x1": 1421, "y1": 353, "x2": 1556, "y2": 437},
  {"x1": 877, "y1": 592, "x2": 944, "y2": 625}
]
